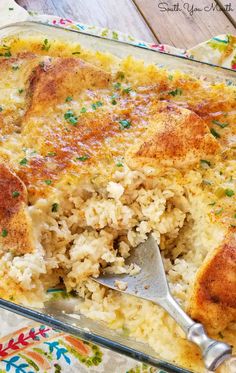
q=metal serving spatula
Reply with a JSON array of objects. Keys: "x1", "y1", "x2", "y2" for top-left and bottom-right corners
[{"x1": 94, "y1": 235, "x2": 232, "y2": 371}]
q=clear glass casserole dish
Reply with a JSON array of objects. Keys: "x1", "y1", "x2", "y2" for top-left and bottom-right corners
[{"x1": 0, "y1": 21, "x2": 235, "y2": 373}]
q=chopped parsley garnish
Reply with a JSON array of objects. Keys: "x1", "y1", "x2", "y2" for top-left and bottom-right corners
[
  {"x1": 113, "y1": 82, "x2": 121, "y2": 90},
  {"x1": 76, "y1": 155, "x2": 89, "y2": 162},
  {"x1": 12, "y1": 64, "x2": 19, "y2": 71},
  {"x1": 52, "y1": 203, "x2": 59, "y2": 212},
  {"x1": 42, "y1": 38, "x2": 51, "y2": 51},
  {"x1": 19, "y1": 158, "x2": 27, "y2": 166},
  {"x1": 116, "y1": 162, "x2": 123, "y2": 167},
  {"x1": 9, "y1": 7, "x2": 14, "y2": 10},
  {"x1": 215, "y1": 208, "x2": 223, "y2": 215},
  {"x1": 80, "y1": 107, "x2": 87, "y2": 113},
  {"x1": 47, "y1": 152, "x2": 56, "y2": 157},
  {"x1": 225, "y1": 188, "x2": 234, "y2": 197},
  {"x1": 168, "y1": 88, "x2": 182, "y2": 96},
  {"x1": 209, "y1": 201, "x2": 216, "y2": 206},
  {"x1": 168, "y1": 74, "x2": 173, "y2": 80},
  {"x1": 12, "y1": 191, "x2": 20, "y2": 198},
  {"x1": 119, "y1": 119, "x2": 131, "y2": 129},
  {"x1": 4, "y1": 51, "x2": 11, "y2": 58},
  {"x1": 212, "y1": 120, "x2": 228, "y2": 128},
  {"x1": 202, "y1": 179, "x2": 212, "y2": 185},
  {"x1": 0, "y1": 45, "x2": 11, "y2": 58},
  {"x1": 72, "y1": 51, "x2": 81, "y2": 55},
  {"x1": 0, "y1": 107, "x2": 2, "y2": 112},
  {"x1": 64, "y1": 110, "x2": 78, "y2": 126},
  {"x1": 123, "y1": 87, "x2": 132, "y2": 94},
  {"x1": 68, "y1": 116, "x2": 78, "y2": 125},
  {"x1": 44, "y1": 179, "x2": 52, "y2": 185},
  {"x1": 111, "y1": 98, "x2": 117, "y2": 105},
  {"x1": 91, "y1": 101, "x2": 103, "y2": 110},
  {"x1": 234, "y1": 213, "x2": 236, "y2": 219},
  {"x1": 200, "y1": 159, "x2": 211, "y2": 168},
  {"x1": 65, "y1": 96, "x2": 73, "y2": 102},
  {"x1": 210, "y1": 128, "x2": 221, "y2": 138},
  {"x1": 117, "y1": 71, "x2": 125, "y2": 80},
  {"x1": 1, "y1": 229, "x2": 8, "y2": 237},
  {"x1": 18, "y1": 89, "x2": 24, "y2": 94},
  {"x1": 64, "y1": 110, "x2": 73, "y2": 119}
]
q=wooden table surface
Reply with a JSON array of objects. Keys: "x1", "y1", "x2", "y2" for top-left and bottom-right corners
[{"x1": 16, "y1": 0, "x2": 236, "y2": 48}]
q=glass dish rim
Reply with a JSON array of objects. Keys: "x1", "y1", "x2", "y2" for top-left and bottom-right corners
[
  {"x1": 0, "y1": 20, "x2": 235, "y2": 373},
  {"x1": 0, "y1": 20, "x2": 236, "y2": 74}
]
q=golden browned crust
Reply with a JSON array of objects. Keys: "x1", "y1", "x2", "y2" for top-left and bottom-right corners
[
  {"x1": 188, "y1": 230, "x2": 236, "y2": 331},
  {"x1": 0, "y1": 53, "x2": 39, "y2": 136},
  {"x1": 0, "y1": 164, "x2": 34, "y2": 256},
  {"x1": 0, "y1": 46, "x2": 235, "y2": 339},
  {"x1": 125, "y1": 104, "x2": 220, "y2": 170},
  {"x1": 26, "y1": 57, "x2": 111, "y2": 117}
]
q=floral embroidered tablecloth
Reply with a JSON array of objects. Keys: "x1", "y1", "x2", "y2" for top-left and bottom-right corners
[{"x1": 0, "y1": 1, "x2": 235, "y2": 372}]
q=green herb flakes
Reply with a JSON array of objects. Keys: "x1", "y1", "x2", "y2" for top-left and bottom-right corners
[
  {"x1": 80, "y1": 107, "x2": 87, "y2": 113},
  {"x1": 65, "y1": 96, "x2": 73, "y2": 102},
  {"x1": 44, "y1": 179, "x2": 52, "y2": 185},
  {"x1": 202, "y1": 179, "x2": 212, "y2": 185},
  {"x1": 42, "y1": 39, "x2": 51, "y2": 51},
  {"x1": 117, "y1": 71, "x2": 125, "y2": 80},
  {"x1": 168, "y1": 88, "x2": 182, "y2": 96},
  {"x1": 0, "y1": 107, "x2": 3, "y2": 112},
  {"x1": 76, "y1": 155, "x2": 89, "y2": 162},
  {"x1": 212, "y1": 120, "x2": 228, "y2": 128},
  {"x1": 1, "y1": 229, "x2": 8, "y2": 237},
  {"x1": 72, "y1": 51, "x2": 81, "y2": 55},
  {"x1": 200, "y1": 159, "x2": 211, "y2": 168},
  {"x1": 0, "y1": 45, "x2": 11, "y2": 58},
  {"x1": 64, "y1": 110, "x2": 78, "y2": 126},
  {"x1": 113, "y1": 82, "x2": 121, "y2": 90},
  {"x1": 64, "y1": 110, "x2": 73, "y2": 119},
  {"x1": 91, "y1": 101, "x2": 103, "y2": 110},
  {"x1": 123, "y1": 87, "x2": 132, "y2": 94},
  {"x1": 18, "y1": 89, "x2": 24, "y2": 94},
  {"x1": 19, "y1": 158, "x2": 27, "y2": 166},
  {"x1": 209, "y1": 201, "x2": 216, "y2": 206},
  {"x1": 68, "y1": 116, "x2": 78, "y2": 125},
  {"x1": 111, "y1": 98, "x2": 117, "y2": 105},
  {"x1": 116, "y1": 162, "x2": 123, "y2": 167},
  {"x1": 52, "y1": 203, "x2": 59, "y2": 212},
  {"x1": 225, "y1": 188, "x2": 234, "y2": 197},
  {"x1": 47, "y1": 152, "x2": 56, "y2": 157},
  {"x1": 12, "y1": 191, "x2": 20, "y2": 198},
  {"x1": 119, "y1": 119, "x2": 131, "y2": 130},
  {"x1": 210, "y1": 128, "x2": 221, "y2": 138},
  {"x1": 12, "y1": 65, "x2": 19, "y2": 71}
]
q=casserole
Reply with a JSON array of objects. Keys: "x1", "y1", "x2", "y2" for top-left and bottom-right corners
[{"x1": 0, "y1": 21, "x2": 235, "y2": 373}]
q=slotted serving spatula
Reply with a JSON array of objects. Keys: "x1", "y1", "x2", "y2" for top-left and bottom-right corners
[{"x1": 94, "y1": 235, "x2": 232, "y2": 371}]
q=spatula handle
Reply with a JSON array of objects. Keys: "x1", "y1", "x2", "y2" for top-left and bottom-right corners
[{"x1": 159, "y1": 294, "x2": 232, "y2": 371}]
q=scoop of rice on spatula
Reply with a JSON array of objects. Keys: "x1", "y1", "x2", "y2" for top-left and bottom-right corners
[{"x1": 94, "y1": 235, "x2": 232, "y2": 371}]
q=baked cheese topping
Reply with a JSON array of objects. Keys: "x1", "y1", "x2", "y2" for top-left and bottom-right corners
[{"x1": 0, "y1": 35, "x2": 235, "y2": 371}]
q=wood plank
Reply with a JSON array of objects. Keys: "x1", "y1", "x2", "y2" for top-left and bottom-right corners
[
  {"x1": 133, "y1": 0, "x2": 236, "y2": 48},
  {"x1": 216, "y1": 0, "x2": 236, "y2": 28},
  {"x1": 16, "y1": 0, "x2": 157, "y2": 43}
]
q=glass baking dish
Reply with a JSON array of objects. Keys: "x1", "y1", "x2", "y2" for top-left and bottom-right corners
[{"x1": 0, "y1": 21, "x2": 235, "y2": 373}]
